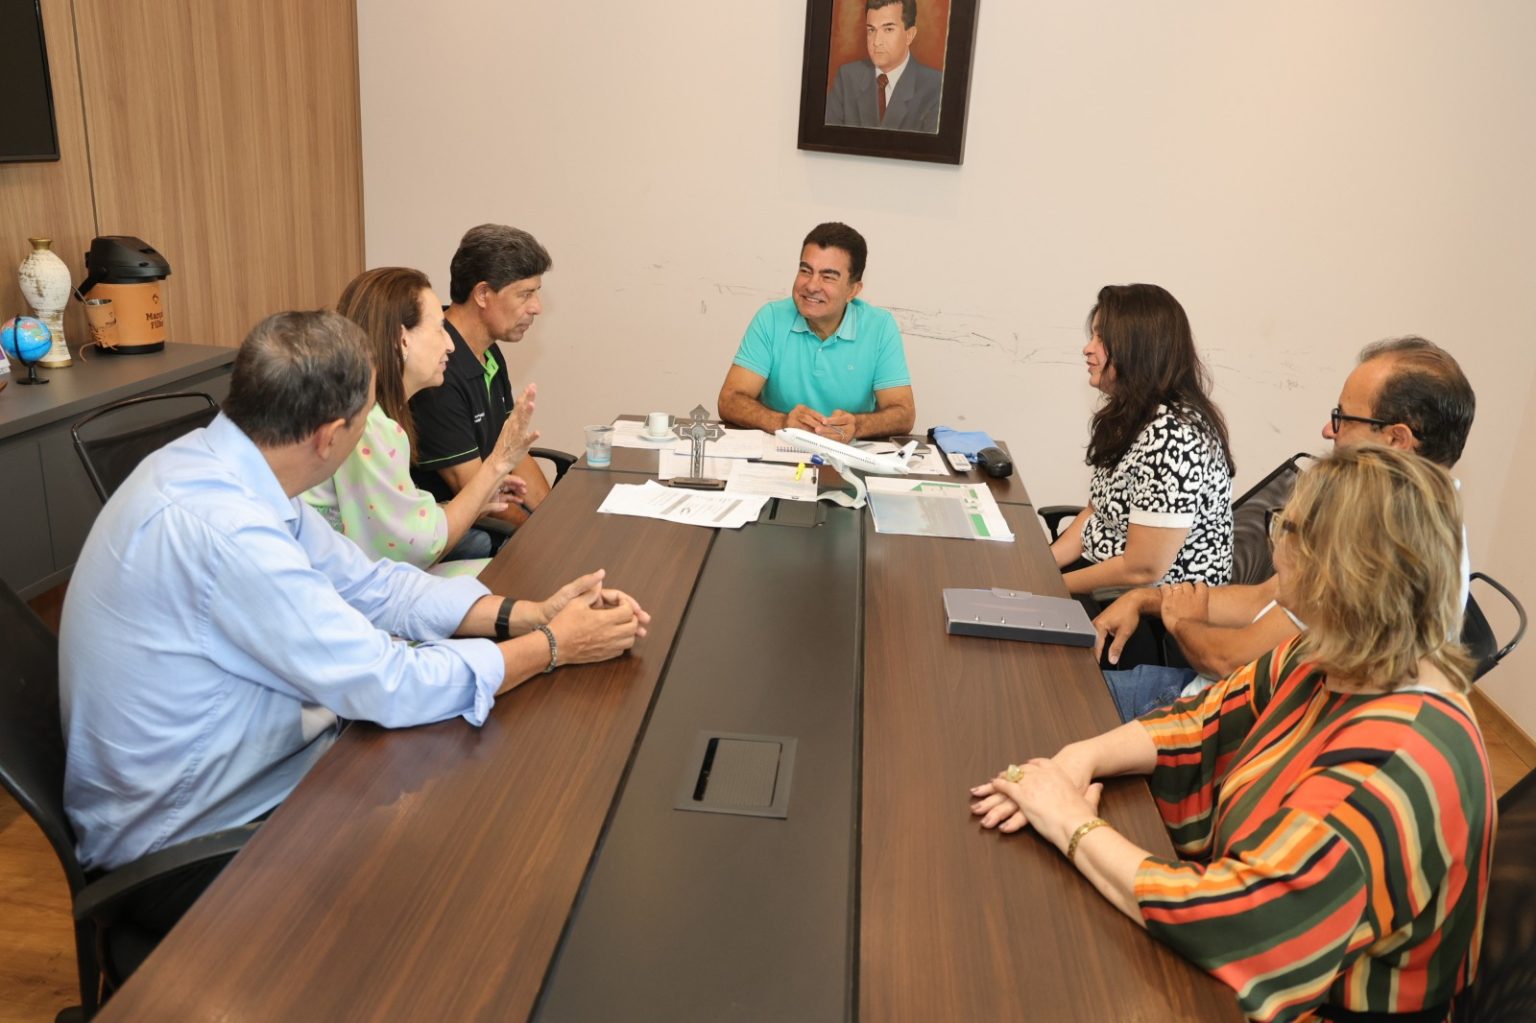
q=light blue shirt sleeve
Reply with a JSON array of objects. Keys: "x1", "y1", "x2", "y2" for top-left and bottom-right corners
[{"x1": 210, "y1": 502, "x2": 504, "y2": 728}]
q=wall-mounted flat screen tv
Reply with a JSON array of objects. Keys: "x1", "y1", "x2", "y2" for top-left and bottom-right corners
[{"x1": 0, "y1": 0, "x2": 62, "y2": 163}]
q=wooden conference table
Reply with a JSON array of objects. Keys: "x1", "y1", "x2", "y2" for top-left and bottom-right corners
[{"x1": 98, "y1": 441, "x2": 1240, "y2": 1021}]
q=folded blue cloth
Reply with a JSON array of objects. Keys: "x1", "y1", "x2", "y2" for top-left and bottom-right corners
[{"x1": 929, "y1": 426, "x2": 998, "y2": 461}]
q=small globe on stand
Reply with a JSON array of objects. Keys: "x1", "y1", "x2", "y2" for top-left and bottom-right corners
[{"x1": 0, "y1": 316, "x2": 53, "y2": 385}]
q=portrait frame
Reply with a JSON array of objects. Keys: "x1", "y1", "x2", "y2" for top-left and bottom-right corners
[{"x1": 797, "y1": 0, "x2": 980, "y2": 165}]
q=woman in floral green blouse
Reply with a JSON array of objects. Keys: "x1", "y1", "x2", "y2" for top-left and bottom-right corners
[{"x1": 305, "y1": 267, "x2": 537, "y2": 576}]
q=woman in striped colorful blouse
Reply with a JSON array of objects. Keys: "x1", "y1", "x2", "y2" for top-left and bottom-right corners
[{"x1": 971, "y1": 445, "x2": 1493, "y2": 1022}]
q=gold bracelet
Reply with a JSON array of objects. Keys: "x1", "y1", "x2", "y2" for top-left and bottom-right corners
[{"x1": 1066, "y1": 817, "x2": 1110, "y2": 863}]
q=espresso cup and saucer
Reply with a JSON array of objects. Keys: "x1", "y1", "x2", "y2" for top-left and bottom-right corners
[{"x1": 642, "y1": 411, "x2": 673, "y2": 441}]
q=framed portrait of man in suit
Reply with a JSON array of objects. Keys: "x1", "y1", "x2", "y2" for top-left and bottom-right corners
[{"x1": 798, "y1": 0, "x2": 979, "y2": 165}]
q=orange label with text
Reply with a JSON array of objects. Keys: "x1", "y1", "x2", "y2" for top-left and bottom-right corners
[{"x1": 89, "y1": 282, "x2": 167, "y2": 346}]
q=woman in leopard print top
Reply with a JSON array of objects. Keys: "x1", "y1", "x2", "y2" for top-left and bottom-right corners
[{"x1": 1050, "y1": 284, "x2": 1235, "y2": 596}]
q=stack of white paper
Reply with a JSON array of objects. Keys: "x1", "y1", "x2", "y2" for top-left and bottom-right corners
[
  {"x1": 667, "y1": 427, "x2": 766, "y2": 460},
  {"x1": 759, "y1": 435, "x2": 813, "y2": 464},
  {"x1": 847, "y1": 440, "x2": 953, "y2": 476},
  {"x1": 609, "y1": 420, "x2": 679, "y2": 450},
  {"x1": 897, "y1": 446, "x2": 953, "y2": 476},
  {"x1": 597, "y1": 480, "x2": 768, "y2": 529},
  {"x1": 610, "y1": 419, "x2": 770, "y2": 459},
  {"x1": 656, "y1": 450, "x2": 736, "y2": 481},
  {"x1": 864, "y1": 477, "x2": 1015, "y2": 542},
  {"x1": 760, "y1": 436, "x2": 951, "y2": 476},
  {"x1": 653, "y1": 455, "x2": 816, "y2": 501},
  {"x1": 724, "y1": 461, "x2": 817, "y2": 501}
]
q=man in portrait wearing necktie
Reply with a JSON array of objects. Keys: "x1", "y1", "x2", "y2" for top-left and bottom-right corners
[{"x1": 825, "y1": 0, "x2": 944, "y2": 134}]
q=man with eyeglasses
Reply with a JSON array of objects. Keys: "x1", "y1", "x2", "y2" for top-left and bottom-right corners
[{"x1": 1094, "y1": 336, "x2": 1475, "y2": 722}]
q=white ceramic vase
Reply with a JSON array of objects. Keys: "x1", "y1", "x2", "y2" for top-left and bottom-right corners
[{"x1": 18, "y1": 237, "x2": 73, "y2": 367}]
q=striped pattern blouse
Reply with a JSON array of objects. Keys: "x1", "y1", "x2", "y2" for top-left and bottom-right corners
[{"x1": 1134, "y1": 636, "x2": 1494, "y2": 1022}]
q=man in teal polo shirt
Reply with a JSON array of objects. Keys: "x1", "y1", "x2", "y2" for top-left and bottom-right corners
[{"x1": 717, "y1": 222, "x2": 916, "y2": 440}]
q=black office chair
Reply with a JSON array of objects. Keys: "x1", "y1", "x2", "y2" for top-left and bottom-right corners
[
  {"x1": 71, "y1": 392, "x2": 220, "y2": 502},
  {"x1": 1453, "y1": 768, "x2": 1536, "y2": 1021},
  {"x1": 1461, "y1": 572, "x2": 1527, "y2": 683},
  {"x1": 531, "y1": 446, "x2": 577, "y2": 487},
  {"x1": 1227, "y1": 452, "x2": 1313, "y2": 586},
  {"x1": 0, "y1": 580, "x2": 255, "y2": 1020},
  {"x1": 472, "y1": 445, "x2": 578, "y2": 545}
]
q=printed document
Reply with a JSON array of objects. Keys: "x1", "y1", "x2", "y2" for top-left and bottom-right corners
[
  {"x1": 609, "y1": 419, "x2": 679, "y2": 450},
  {"x1": 654, "y1": 455, "x2": 815, "y2": 501},
  {"x1": 865, "y1": 478, "x2": 1015, "y2": 542},
  {"x1": 666, "y1": 427, "x2": 766, "y2": 460},
  {"x1": 597, "y1": 480, "x2": 768, "y2": 529},
  {"x1": 724, "y1": 461, "x2": 817, "y2": 501},
  {"x1": 656, "y1": 451, "x2": 735, "y2": 481}
]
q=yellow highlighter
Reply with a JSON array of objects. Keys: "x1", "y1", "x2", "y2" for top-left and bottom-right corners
[{"x1": 795, "y1": 462, "x2": 807, "y2": 480}]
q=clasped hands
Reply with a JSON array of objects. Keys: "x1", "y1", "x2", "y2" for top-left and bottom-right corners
[
  {"x1": 970, "y1": 749, "x2": 1104, "y2": 853},
  {"x1": 483, "y1": 473, "x2": 528, "y2": 514},
  {"x1": 1157, "y1": 580, "x2": 1210, "y2": 630},
  {"x1": 522, "y1": 569, "x2": 652, "y2": 664},
  {"x1": 784, "y1": 404, "x2": 856, "y2": 441}
]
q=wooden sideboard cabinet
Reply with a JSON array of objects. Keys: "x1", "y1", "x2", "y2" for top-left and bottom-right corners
[{"x1": 0, "y1": 343, "x2": 235, "y2": 598}]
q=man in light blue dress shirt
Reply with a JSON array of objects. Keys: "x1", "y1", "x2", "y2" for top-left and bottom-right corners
[
  {"x1": 60, "y1": 310, "x2": 648, "y2": 934},
  {"x1": 717, "y1": 222, "x2": 916, "y2": 440}
]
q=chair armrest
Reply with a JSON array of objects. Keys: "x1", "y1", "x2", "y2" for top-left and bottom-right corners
[
  {"x1": 1037, "y1": 504, "x2": 1084, "y2": 543},
  {"x1": 1089, "y1": 586, "x2": 1132, "y2": 606},
  {"x1": 474, "y1": 447, "x2": 578, "y2": 537},
  {"x1": 474, "y1": 516, "x2": 516, "y2": 538},
  {"x1": 73, "y1": 823, "x2": 260, "y2": 925},
  {"x1": 530, "y1": 447, "x2": 577, "y2": 486},
  {"x1": 1471, "y1": 571, "x2": 1528, "y2": 670}
]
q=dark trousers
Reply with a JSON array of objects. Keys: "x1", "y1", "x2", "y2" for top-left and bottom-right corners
[
  {"x1": 98, "y1": 807, "x2": 274, "y2": 984},
  {"x1": 116, "y1": 858, "x2": 230, "y2": 936},
  {"x1": 442, "y1": 524, "x2": 510, "y2": 562},
  {"x1": 1061, "y1": 556, "x2": 1164, "y2": 671}
]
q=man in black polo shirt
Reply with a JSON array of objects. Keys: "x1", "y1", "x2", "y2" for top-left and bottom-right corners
[{"x1": 411, "y1": 225, "x2": 553, "y2": 538}]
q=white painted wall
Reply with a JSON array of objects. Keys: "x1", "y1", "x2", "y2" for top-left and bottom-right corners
[{"x1": 358, "y1": 2, "x2": 1536, "y2": 732}]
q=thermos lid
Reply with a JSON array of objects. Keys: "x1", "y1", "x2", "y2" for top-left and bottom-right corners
[{"x1": 81, "y1": 236, "x2": 172, "y2": 291}]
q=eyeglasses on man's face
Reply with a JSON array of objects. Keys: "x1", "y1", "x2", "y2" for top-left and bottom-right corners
[{"x1": 1330, "y1": 406, "x2": 1394, "y2": 434}]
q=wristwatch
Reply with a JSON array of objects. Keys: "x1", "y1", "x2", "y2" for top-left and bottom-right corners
[{"x1": 494, "y1": 597, "x2": 516, "y2": 641}]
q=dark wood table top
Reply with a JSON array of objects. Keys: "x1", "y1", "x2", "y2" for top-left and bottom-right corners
[
  {"x1": 860, "y1": 507, "x2": 1240, "y2": 1020},
  {"x1": 97, "y1": 460, "x2": 1238, "y2": 1021},
  {"x1": 95, "y1": 471, "x2": 717, "y2": 1021}
]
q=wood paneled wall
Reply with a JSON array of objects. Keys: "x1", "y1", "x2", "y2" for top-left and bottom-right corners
[
  {"x1": 0, "y1": 0, "x2": 363, "y2": 351},
  {"x1": 0, "y1": 0, "x2": 95, "y2": 347}
]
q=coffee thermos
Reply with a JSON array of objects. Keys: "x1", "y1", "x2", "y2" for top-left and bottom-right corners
[{"x1": 79, "y1": 236, "x2": 172, "y2": 353}]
